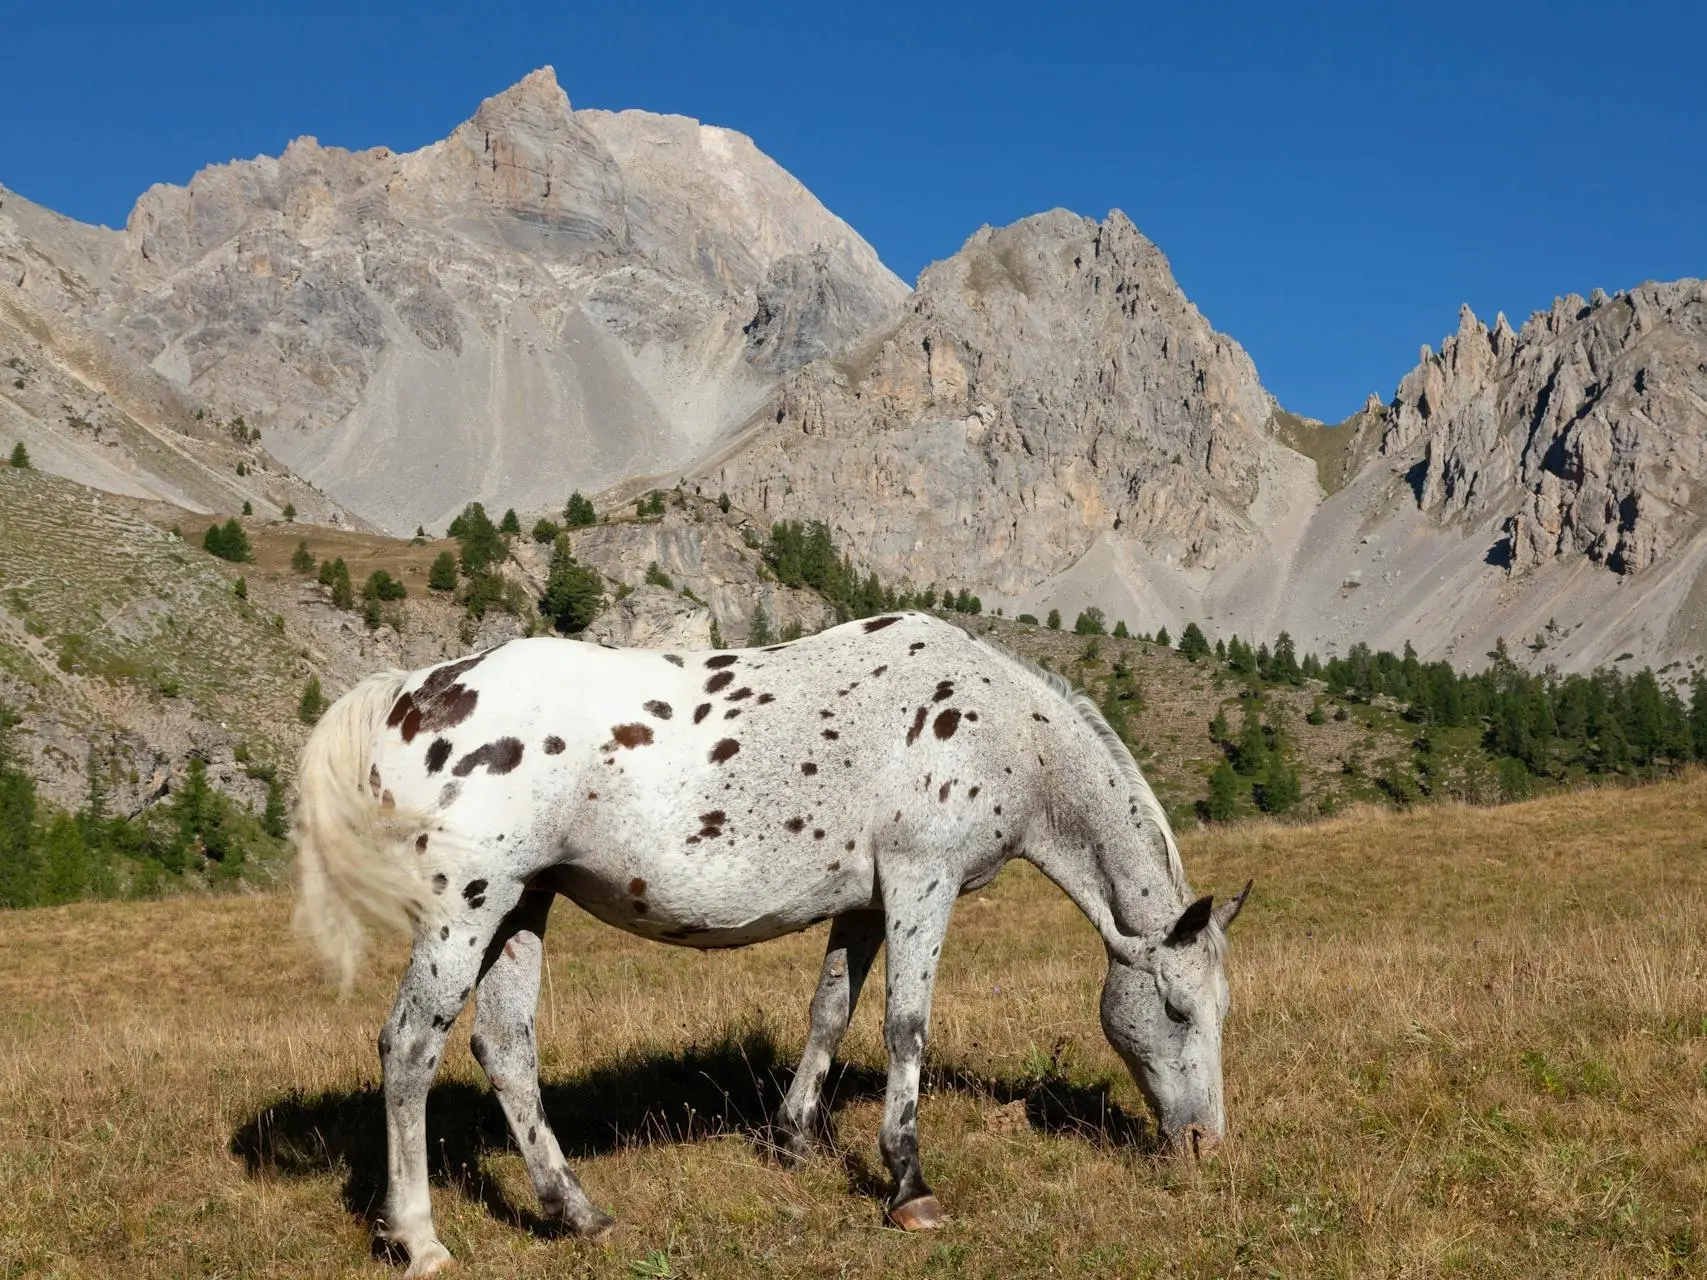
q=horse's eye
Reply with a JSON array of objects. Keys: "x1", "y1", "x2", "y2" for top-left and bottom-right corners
[{"x1": 1164, "y1": 1001, "x2": 1189, "y2": 1025}]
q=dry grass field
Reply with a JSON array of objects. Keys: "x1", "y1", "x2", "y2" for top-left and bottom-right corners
[{"x1": 3, "y1": 777, "x2": 1707, "y2": 1277}]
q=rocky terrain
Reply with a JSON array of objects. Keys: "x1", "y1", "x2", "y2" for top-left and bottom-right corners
[
  {"x1": 1, "y1": 67, "x2": 904, "y2": 535},
  {"x1": 695, "y1": 215, "x2": 1707, "y2": 675},
  {"x1": 0, "y1": 61, "x2": 1702, "y2": 810}
]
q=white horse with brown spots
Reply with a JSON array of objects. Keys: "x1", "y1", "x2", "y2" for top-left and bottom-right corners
[{"x1": 293, "y1": 612, "x2": 1250, "y2": 1276}]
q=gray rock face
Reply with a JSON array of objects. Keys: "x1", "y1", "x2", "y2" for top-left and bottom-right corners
[
  {"x1": 700, "y1": 210, "x2": 1300, "y2": 597},
  {"x1": 3, "y1": 68, "x2": 906, "y2": 535},
  {"x1": 1375, "y1": 286, "x2": 1707, "y2": 576}
]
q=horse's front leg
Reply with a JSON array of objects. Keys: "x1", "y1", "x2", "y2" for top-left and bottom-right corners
[
  {"x1": 774, "y1": 909, "x2": 885, "y2": 1165},
  {"x1": 876, "y1": 871, "x2": 957, "y2": 1230},
  {"x1": 377, "y1": 876, "x2": 523, "y2": 1277},
  {"x1": 471, "y1": 890, "x2": 614, "y2": 1237}
]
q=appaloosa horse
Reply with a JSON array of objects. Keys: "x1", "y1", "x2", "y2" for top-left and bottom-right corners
[{"x1": 293, "y1": 612, "x2": 1250, "y2": 1276}]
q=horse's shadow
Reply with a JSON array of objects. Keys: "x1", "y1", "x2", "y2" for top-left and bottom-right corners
[{"x1": 229, "y1": 1026, "x2": 1159, "y2": 1231}]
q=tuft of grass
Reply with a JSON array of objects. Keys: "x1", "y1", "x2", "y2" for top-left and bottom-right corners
[{"x1": 0, "y1": 776, "x2": 1704, "y2": 1275}]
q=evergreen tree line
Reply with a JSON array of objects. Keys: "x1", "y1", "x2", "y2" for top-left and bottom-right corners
[
  {"x1": 761, "y1": 520, "x2": 981, "y2": 622},
  {"x1": 1167, "y1": 622, "x2": 1707, "y2": 782},
  {"x1": 0, "y1": 712, "x2": 286, "y2": 910}
]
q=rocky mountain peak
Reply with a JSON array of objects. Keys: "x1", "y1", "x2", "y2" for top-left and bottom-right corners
[{"x1": 1372, "y1": 278, "x2": 1707, "y2": 577}]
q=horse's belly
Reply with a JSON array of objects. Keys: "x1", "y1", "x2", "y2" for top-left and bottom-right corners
[{"x1": 536, "y1": 860, "x2": 877, "y2": 950}]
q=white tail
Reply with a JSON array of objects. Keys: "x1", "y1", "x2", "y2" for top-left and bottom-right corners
[{"x1": 292, "y1": 669, "x2": 435, "y2": 992}]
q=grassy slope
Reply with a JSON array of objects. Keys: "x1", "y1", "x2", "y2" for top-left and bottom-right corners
[
  {"x1": 2, "y1": 776, "x2": 1704, "y2": 1277},
  {"x1": 0, "y1": 468, "x2": 308, "y2": 752}
]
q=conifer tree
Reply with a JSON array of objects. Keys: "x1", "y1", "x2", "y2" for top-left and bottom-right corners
[
  {"x1": 298, "y1": 675, "x2": 328, "y2": 725},
  {"x1": 9, "y1": 441, "x2": 30, "y2": 468},
  {"x1": 428, "y1": 550, "x2": 458, "y2": 591}
]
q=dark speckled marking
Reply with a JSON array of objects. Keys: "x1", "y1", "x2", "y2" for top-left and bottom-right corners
[
  {"x1": 644, "y1": 700, "x2": 673, "y2": 720},
  {"x1": 934, "y1": 709, "x2": 962, "y2": 740},
  {"x1": 705, "y1": 654, "x2": 739, "y2": 669},
  {"x1": 415, "y1": 834, "x2": 429, "y2": 852},
  {"x1": 967, "y1": 711, "x2": 979, "y2": 722},
  {"x1": 628, "y1": 877, "x2": 646, "y2": 896},
  {"x1": 801, "y1": 761, "x2": 818, "y2": 775},
  {"x1": 543, "y1": 735, "x2": 565, "y2": 755},
  {"x1": 907, "y1": 706, "x2": 928, "y2": 746},
  {"x1": 610, "y1": 723, "x2": 655, "y2": 749},
  {"x1": 828, "y1": 860, "x2": 841, "y2": 871},
  {"x1": 725, "y1": 687, "x2": 753, "y2": 701},
  {"x1": 872, "y1": 664, "x2": 888, "y2": 677},
  {"x1": 863, "y1": 616, "x2": 901, "y2": 632},
  {"x1": 463, "y1": 879, "x2": 488, "y2": 902},
  {"x1": 710, "y1": 738, "x2": 741, "y2": 764},
  {"x1": 706, "y1": 671, "x2": 735, "y2": 694},
  {"x1": 452, "y1": 737, "x2": 525, "y2": 776},
  {"x1": 425, "y1": 738, "x2": 453, "y2": 774},
  {"x1": 822, "y1": 728, "x2": 840, "y2": 740},
  {"x1": 757, "y1": 692, "x2": 775, "y2": 704},
  {"x1": 432, "y1": 873, "x2": 448, "y2": 895},
  {"x1": 813, "y1": 828, "x2": 825, "y2": 840},
  {"x1": 369, "y1": 764, "x2": 382, "y2": 797},
  {"x1": 909, "y1": 641, "x2": 925, "y2": 653},
  {"x1": 784, "y1": 817, "x2": 806, "y2": 834},
  {"x1": 933, "y1": 680, "x2": 955, "y2": 702},
  {"x1": 1032, "y1": 712, "x2": 1050, "y2": 723},
  {"x1": 969, "y1": 785, "x2": 981, "y2": 799},
  {"x1": 694, "y1": 702, "x2": 712, "y2": 724},
  {"x1": 664, "y1": 654, "x2": 684, "y2": 667},
  {"x1": 939, "y1": 781, "x2": 952, "y2": 802},
  {"x1": 380, "y1": 789, "x2": 395, "y2": 811}
]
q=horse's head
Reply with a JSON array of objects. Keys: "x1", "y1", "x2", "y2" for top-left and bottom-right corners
[{"x1": 1099, "y1": 880, "x2": 1250, "y2": 1157}]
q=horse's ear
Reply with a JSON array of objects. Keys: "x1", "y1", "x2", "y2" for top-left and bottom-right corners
[
  {"x1": 1212, "y1": 880, "x2": 1253, "y2": 933},
  {"x1": 1164, "y1": 895, "x2": 1215, "y2": 947}
]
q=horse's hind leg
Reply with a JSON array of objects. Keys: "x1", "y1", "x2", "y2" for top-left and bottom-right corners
[
  {"x1": 377, "y1": 875, "x2": 523, "y2": 1278},
  {"x1": 471, "y1": 890, "x2": 614, "y2": 1238},
  {"x1": 774, "y1": 909, "x2": 884, "y2": 1165},
  {"x1": 874, "y1": 867, "x2": 957, "y2": 1230}
]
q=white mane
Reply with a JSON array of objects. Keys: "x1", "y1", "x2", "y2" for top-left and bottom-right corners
[{"x1": 970, "y1": 629, "x2": 1191, "y2": 903}]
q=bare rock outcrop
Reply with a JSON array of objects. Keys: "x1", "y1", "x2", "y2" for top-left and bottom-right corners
[
  {"x1": 1375, "y1": 284, "x2": 1707, "y2": 575},
  {"x1": 699, "y1": 210, "x2": 1301, "y2": 597},
  {"x1": 2, "y1": 68, "x2": 906, "y2": 536}
]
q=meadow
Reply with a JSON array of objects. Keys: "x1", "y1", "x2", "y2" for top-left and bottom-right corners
[{"x1": 2, "y1": 775, "x2": 1705, "y2": 1277}]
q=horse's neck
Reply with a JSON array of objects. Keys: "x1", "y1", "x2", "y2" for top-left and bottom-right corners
[{"x1": 1023, "y1": 708, "x2": 1183, "y2": 955}]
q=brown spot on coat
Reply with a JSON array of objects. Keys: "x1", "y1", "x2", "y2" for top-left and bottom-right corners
[
  {"x1": 906, "y1": 706, "x2": 928, "y2": 745},
  {"x1": 644, "y1": 700, "x2": 673, "y2": 720},
  {"x1": 801, "y1": 762, "x2": 818, "y2": 775},
  {"x1": 784, "y1": 817, "x2": 806, "y2": 833},
  {"x1": 706, "y1": 671, "x2": 735, "y2": 694},
  {"x1": 451, "y1": 737, "x2": 525, "y2": 776},
  {"x1": 757, "y1": 692, "x2": 775, "y2": 704},
  {"x1": 933, "y1": 680, "x2": 955, "y2": 702},
  {"x1": 610, "y1": 723, "x2": 655, "y2": 749},
  {"x1": 872, "y1": 664, "x2": 888, "y2": 677},
  {"x1": 381, "y1": 789, "x2": 396, "y2": 811},
  {"x1": 822, "y1": 729, "x2": 840, "y2": 740},
  {"x1": 969, "y1": 785, "x2": 981, "y2": 799},
  {"x1": 425, "y1": 738, "x2": 453, "y2": 774},
  {"x1": 369, "y1": 764, "x2": 382, "y2": 798},
  {"x1": 694, "y1": 703, "x2": 712, "y2": 724},
  {"x1": 628, "y1": 877, "x2": 646, "y2": 896},
  {"x1": 939, "y1": 781, "x2": 951, "y2": 802},
  {"x1": 828, "y1": 860, "x2": 841, "y2": 871},
  {"x1": 967, "y1": 711, "x2": 979, "y2": 722},
  {"x1": 415, "y1": 834, "x2": 429, "y2": 853},
  {"x1": 813, "y1": 828, "x2": 826, "y2": 840},
  {"x1": 1032, "y1": 712, "x2": 1050, "y2": 723},
  {"x1": 725, "y1": 687, "x2": 753, "y2": 701},
  {"x1": 705, "y1": 654, "x2": 739, "y2": 669},
  {"x1": 909, "y1": 641, "x2": 925, "y2": 653},
  {"x1": 863, "y1": 616, "x2": 900, "y2": 632},
  {"x1": 543, "y1": 735, "x2": 566, "y2": 754},
  {"x1": 710, "y1": 738, "x2": 741, "y2": 764},
  {"x1": 934, "y1": 709, "x2": 962, "y2": 740},
  {"x1": 664, "y1": 654, "x2": 684, "y2": 667}
]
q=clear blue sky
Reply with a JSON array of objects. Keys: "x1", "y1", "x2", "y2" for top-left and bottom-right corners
[{"x1": 3, "y1": 1, "x2": 1702, "y2": 421}]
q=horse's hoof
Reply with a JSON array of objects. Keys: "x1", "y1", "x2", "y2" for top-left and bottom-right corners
[
  {"x1": 573, "y1": 1208, "x2": 616, "y2": 1241},
  {"x1": 887, "y1": 1195, "x2": 945, "y2": 1231},
  {"x1": 402, "y1": 1240, "x2": 454, "y2": 1277}
]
